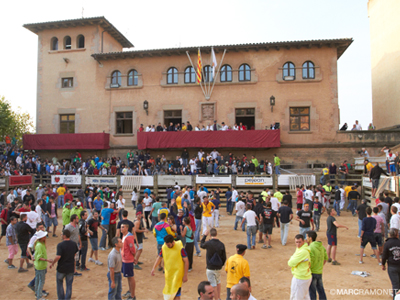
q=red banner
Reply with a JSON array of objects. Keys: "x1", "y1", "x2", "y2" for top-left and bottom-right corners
[
  {"x1": 9, "y1": 175, "x2": 33, "y2": 187},
  {"x1": 138, "y1": 130, "x2": 281, "y2": 149}
]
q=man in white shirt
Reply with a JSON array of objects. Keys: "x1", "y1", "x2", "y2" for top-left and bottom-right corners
[
  {"x1": 393, "y1": 198, "x2": 400, "y2": 212},
  {"x1": 21, "y1": 189, "x2": 27, "y2": 200},
  {"x1": 339, "y1": 186, "x2": 346, "y2": 210},
  {"x1": 270, "y1": 197, "x2": 281, "y2": 212},
  {"x1": 221, "y1": 122, "x2": 229, "y2": 131},
  {"x1": 303, "y1": 187, "x2": 314, "y2": 207},
  {"x1": 232, "y1": 188, "x2": 238, "y2": 204},
  {"x1": 23, "y1": 210, "x2": 41, "y2": 230},
  {"x1": 233, "y1": 124, "x2": 239, "y2": 131},
  {"x1": 143, "y1": 192, "x2": 153, "y2": 229},
  {"x1": 239, "y1": 277, "x2": 257, "y2": 300},
  {"x1": 354, "y1": 120, "x2": 362, "y2": 130},
  {"x1": 390, "y1": 206, "x2": 400, "y2": 230},
  {"x1": 198, "y1": 188, "x2": 208, "y2": 202},
  {"x1": 234, "y1": 198, "x2": 246, "y2": 231},
  {"x1": 241, "y1": 204, "x2": 260, "y2": 249},
  {"x1": 7, "y1": 190, "x2": 16, "y2": 204},
  {"x1": 189, "y1": 157, "x2": 196, "y2": 174},
  {"x1": 210, "y1": 149, "x2": 219, "y2": 161},
  {"x1": 198, "y1": 149, "x2": 205, "y2": 160}
]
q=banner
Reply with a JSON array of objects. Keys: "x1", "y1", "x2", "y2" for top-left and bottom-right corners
[
  {"x1": 158, "y1": 175, "x2": 192, "y2": 186},
  {"x1": 236, "y1": 176, "x2": 272, "y2": 186},
  {"x1": 196, "y1": 176, "x2": 231, "y2": 184},
  {"x1": 85, "y1": 177, "x2": 117, "y2": 186},
  {"x1": 51, "y1": 175, "x2": 82, "y2": 185},
  {"x1": 9, "y1": 175, "x2": 32, "y2": 186}
]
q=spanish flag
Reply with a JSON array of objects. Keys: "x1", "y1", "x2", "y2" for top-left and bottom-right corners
[{"x1": 196, "y1": 49, "x2": 202, "y2": 84}]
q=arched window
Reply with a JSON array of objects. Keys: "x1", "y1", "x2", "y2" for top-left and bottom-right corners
[
  {"x1": 302, "y1": 61, "x2": 315, "y2": 79},
  {"x1": 283, "y1": 62, "x2": 295, "y2": 80},
  {"x1": 167, "y1": 67, "x2": 178, "y2": 84},
  {"x1": 239, "y1": 64, "x2": 251, "y2": 81},
  {"x1": 220, "y1": 65, "x2": 232, "y2": 82},
  {"x1": 184, "y1": 67, "x2": 195, "y2": 83},
  {"x1": 111, "y1": 71, "x2": 121, "y2": 87},
  {"x1": 202, "y1": 65, "x2": 213, "y2": 83},
  {"x1": 51, "y1": 37, "x2": 58, "y2": 50},
  {"x1": 64, "y1": 36, "x2": 71, "y2": 50},
  {"x1": 128, "y1": 69, "x2": 138, "y2": 86},
  {"x1": 77, "y1": 35, "x2": 85, "y2": 48}
]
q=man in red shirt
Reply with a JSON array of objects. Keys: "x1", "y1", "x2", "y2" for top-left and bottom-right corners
[
  {"x1": 93, "y1": 167, "x2": 100, "y2": 175},
  {"x1": 108, "y1": 203, "x2": 119, "y2": 249},
  {"x1": 121, "y1": 223, "x2": 137, "y2": 299},
  {"x1": 64, "y1": 189, "x2": 73, "y2": 204},
  {"x1": 296, "y1": 186, "x2": 304, "y2": 211},
  {"x1": 0, "y1": 202, "x2": 11, "y2": 242}
]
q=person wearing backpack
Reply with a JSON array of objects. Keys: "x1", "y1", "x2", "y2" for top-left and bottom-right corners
[{"x1": 200, "y1": 228, "x2": 227, "y2": 300}]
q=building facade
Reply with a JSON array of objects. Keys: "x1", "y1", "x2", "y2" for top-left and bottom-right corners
[
  {"x1": 368, "y1": 0, "x2": 400, "y2": 129},
  {"x1": 25, "y1": 17, "x2": 382, "y2": 164}
]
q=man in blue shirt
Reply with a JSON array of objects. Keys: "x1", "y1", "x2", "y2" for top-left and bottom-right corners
[
  {"x1": 144, "y1": 188, "x2": 151, "y2": 196},
  {"x1": 100, "y1": 202, "x2": 114, "y2": 250},
  {"x1": 93, "y1": 195, "x2": 103, "y2": 214},
  {"x1": 359, "y1": 206, "x2": 381, "y2": 265}
]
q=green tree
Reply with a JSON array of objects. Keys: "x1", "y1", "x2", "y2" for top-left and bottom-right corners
[{"x1": 0, "y1": 96, "x2": 35, "y2": 143}]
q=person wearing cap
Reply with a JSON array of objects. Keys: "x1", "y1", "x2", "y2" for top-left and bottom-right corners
[
  {"x1": 225, "y1": 244, "x2": 250, "y2": 299},
  {"x1": 221, "y1": 122, "x2": 228, "y2": 131},
  {"x1": 34, "y1": 230, "x2": 52, "y2": 300},
  {"x1": 288, "y1": 234, "x2": 312, "y2": 300},
  {"x1": 71, "y1": 202, "x2": 83, "y2": 220}
]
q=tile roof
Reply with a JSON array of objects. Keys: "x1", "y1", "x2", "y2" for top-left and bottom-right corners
[
  {"x1": 91, "y1": 38, "x2": 353, "y2": 60},
  {"x1": 23, "y1": 16, "x2": 133, "y2": 48}
]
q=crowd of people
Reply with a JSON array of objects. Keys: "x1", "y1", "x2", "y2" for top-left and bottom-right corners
[
  {"x1": 0, "y1": 145, "x2": 285, "y2": 177},
  {"x1": 2, "y1": 177, "x2": 400, "y2": 300},
  {"x1": 137, "y1": 120, "x2": 280, "y2": 133},
  {"x1": 339, "y1": 120, "x2": 375, "y2": 131}
]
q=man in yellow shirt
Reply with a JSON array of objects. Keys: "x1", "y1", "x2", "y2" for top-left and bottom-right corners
[
  {"x1": 273, "y1": 189, "x2": 283, "y2": 202},
  {"x1": 364, "y1": 160, "x2": 374, "y2": 175},
  {"x1": 225, "y1": 244, "x2": 250, "y2": 299},
  {"x1": 57, "y1": 185, "x2": 66, "y2": 207},
  {"x1": 201, "y1": 197, "x2": 215, "y2": 235},
  {"x1": 176, "y1": 191, "x2": 183, "y2": 210}
]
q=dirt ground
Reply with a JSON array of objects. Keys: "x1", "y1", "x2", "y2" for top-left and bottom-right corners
[{"x1": 0, "y1": 208, "x2": 393, "y2": 300}]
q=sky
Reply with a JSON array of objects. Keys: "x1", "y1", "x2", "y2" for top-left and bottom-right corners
[{"x1": 0, "y1": 0, "x2": 372, "y2": 129}]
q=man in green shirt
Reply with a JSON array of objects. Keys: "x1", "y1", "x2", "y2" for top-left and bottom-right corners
[
  {"x1": 274, "y1": 154, "x2": 281, "y2": 175},
  {"x1": 150, "y1": 197, "x2": 163, "y2": 230},
  {"x1": 251, "y1": 155, "x2": 259, "y2": 168},
  {"x1": 62, "y1": 203, "x2": 71, "y2": 229},
  {"x1": 306, "y1": 230, "x2": 328, "y2": 300},
  {"x1": 34, "y1": 230, "x2": 53, "y2": 300}
]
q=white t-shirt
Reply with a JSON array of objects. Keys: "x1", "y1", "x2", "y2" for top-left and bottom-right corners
[
  {"x1": 24, "y1": 211, "x2": 41, "y2": 229},
  {"x1": 243, "y1": 210, "x2": 257, "y2": 226},
  {"x1": 198, "y1": 151, "x2": 204, "y2": 159},
  {"x1": 355, "y1": 123, "x2": 362, "y2": 130},
  {"x1": 117, "y1": 198, "x2": 125, "y2": 209},
  {"x1": 21, "y1": 189, "x2": 27, "y2": 200},
  {"x1": 198, "y1": 191, "x2": 207, "y2": 201},
  {"x1": 131, "y1": 191, "x2": 138, "y2": 201},
  {"x1": 143, "y1": 197, "x2": 153, "y2": 211},
  {"x1": 233, "y1": 125, "x2": 239, "y2": 131},
  {"x1": 35, "y1": 205, "x2": 43, "y2": 219},
  {"x1": 210, "y1": 151, "x2": 219, "y2": 160},
  {"x1": 390, "y1": 214, "x2": 400, "y2": 230},
  {"x1": 221, "y1": 125, "x2": 228, "y2": 131},
  {"x1": 339, "y1": 188, "x2": 345, "y2": 201},
  {"x1": 393, "y1": 203, "x2": 400, "y2": 213},
  {"x1": 315, "y1": 191, "x2": 322, "y2": 202},
  {"x1": 304, "y1": 190, "x2": 314, "y2": 201},
  {"x1": 231, "y1": 190, "x2": 238, "y2": 202},
  {"x1": 235, "y1": 201, "x2": 246, "y2": 217},
  {"x1": 249, "y1": 294, "x2": 257, "y2": 300},
  {"x1": 174, "y1": 185, "x2": 181, "y2": 190},
  {"x1": 270, "y1": 197, "x2": 281, "y2": 212}
]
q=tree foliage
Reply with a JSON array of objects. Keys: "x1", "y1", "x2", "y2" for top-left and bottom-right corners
[{"x1": 0, "y1": 96, "x2": 35, "y2": 142}]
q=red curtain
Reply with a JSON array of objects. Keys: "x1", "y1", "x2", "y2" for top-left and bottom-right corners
[
  {"x1": 23, "y1": 133, "x2": 110, "y2": 150},
  {"x1": 138, "y1": 130, "x2": 280, "y2": 149}
]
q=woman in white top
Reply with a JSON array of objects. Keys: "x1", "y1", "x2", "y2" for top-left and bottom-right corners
[
  {"x1": 233, "y1": 123, "x2": 239, "y2": 130},
  {"x1": 131, "y1": 187, "x2": 138, "y2": 209}
]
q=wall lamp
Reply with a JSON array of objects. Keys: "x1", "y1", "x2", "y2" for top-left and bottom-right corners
[
  {"x1": 143, "y1": 100, "x2": 149, "y2": 115},
  {"x1": 270, "y1": 95, "x2": 275, "y2": 112}
]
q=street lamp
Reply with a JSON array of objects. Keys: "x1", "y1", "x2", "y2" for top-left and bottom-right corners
[
  {"x1": 143, "y1": 100, "x2": 148, "y2": 115},
  {"x1": 270, "y1": 95, "x2": 275, "y2": 112}
]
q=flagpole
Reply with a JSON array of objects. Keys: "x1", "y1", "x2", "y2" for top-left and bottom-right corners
[
  {"x1": 186, "y1": 51, "x2": 206, "y2": 98},
  {"x1": 199, "y1": 49, "x2": 209, "y2": 98},
  {"x1": 209, "y1": 49, "x2": 227, "y2": 98}
]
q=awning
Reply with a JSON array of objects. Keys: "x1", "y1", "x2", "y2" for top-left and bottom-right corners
[
  {"x1": 137, "y1": 130, "x2": 280, "y2": 149},
  {"x1": 23, "y1": 133, "x2": 110, "y2": 150}
]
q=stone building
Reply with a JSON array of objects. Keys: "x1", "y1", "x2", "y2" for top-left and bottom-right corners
[{"x1": 24, "y1": 16, "x2": 392, "y2": 165}]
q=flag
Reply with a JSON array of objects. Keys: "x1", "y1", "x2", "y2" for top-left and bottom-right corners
[
  {"x1": 196, "y1": 49, "x2": 202, "y2": 84},
  {"x1": 211, "y1": 47, "x2": 217, "y2": 78}
]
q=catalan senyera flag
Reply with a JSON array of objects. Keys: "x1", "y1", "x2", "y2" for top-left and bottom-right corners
[{"x1": 196, "y1": 49, "x2": 202, "y2": 84}]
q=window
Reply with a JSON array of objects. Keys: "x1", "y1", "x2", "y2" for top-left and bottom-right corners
[
  {"x1": 116, "y1": 112, "x2": 133, "y2": 134},
  {"x1": 202, "y1": 65, "x2": 213, "y2": 83},
  {"x1": 220, "y1": 65, "x2": 232, "y2": 82},
  {"x1": 283, "y1": 62, "x2": 295, "y2": 80},
  {"x1": 77, "y1": 35, "x2": 85, "y2": 48},
  {"x1": 167, "y1": 67, "x2": 178, "y2": 84},
  {"x1": 60, "y1": 114, "x2": 75, "y2": 133},
  {"x1": 290, "y1": 107, "x2": 310, "y2": 131},
  {"x1": 128, "y1": 69, "x2": 138, "y2": 86},
  {"x1": 302, "y1": 61, "x2": 315, "y2": 79},
  {"x1": 235, "y1": 108, "x2": 255, "y2": 130},
  {"x1": 51, "y1": 37, "x2": 58, "y2": 50},
  {"x1": 239, "y1": 64, "x2": 251, "y2": 81},
  {"x1": 62, "y1": 78, "x2": 73, "y2": 88},
  {"x1": 164, "y1": 110, "x2": 182, "y2": 128},
  {"x1": 184, "y1": 67, "x2": 195, "y2": 83},
  {"x1": 64, "y1": 36, "x2": 71, "y2": 50},
  {"x1": 111, "y1": 71, "x2": 121, "y2": 88}
]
